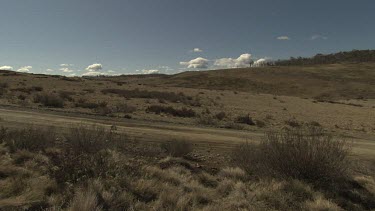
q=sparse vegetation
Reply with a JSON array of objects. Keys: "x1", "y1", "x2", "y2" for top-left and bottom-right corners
[
  {"x1": 146, "y1": 105, "x2": 196, "y2": 117},
  {"x1": 233, "y1": 127, "x2": 352, "y2": 185},
  {"x1": 101, "y1": 88, "x2": 199, "y2": 105},
  {"x1": 0, "y1": 124, "x2": 373, "y2": 210},
  {"x1": 34, "y1": 93, "x2": 64, "y2": 108},
  {"x1": 160, "y1": 140, "x2": 193, "y2": 157},
  {"x1": 236, "y1": 114, "x2": 255, "y2": 125}
]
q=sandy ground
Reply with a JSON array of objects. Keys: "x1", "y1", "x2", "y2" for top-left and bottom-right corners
[{"x1": 0, "y1": 106, "x2": 374, "y2": 158}]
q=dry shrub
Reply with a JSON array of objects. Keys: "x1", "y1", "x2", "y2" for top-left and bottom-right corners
[
  {"x1": 197, "y1": 115, "x2": 218, "y2": 126},
  {"x1": 58, "y1": 91, "x2": 75, "y2": 101},
  {"x1": 68, "y1": 188, "x2": 102, "y2": 211},
  {"x1": 1, "y1": 126, "x2": 56, "y2": 153},
  {"x1": 236, "y1": 114, "x2": 255, "y2": 125},
  {"x1": 218, "y1": 167, "x2": 246, "y2": 181},
  {"x1": 47, "y1": 125, "x2": 129, "y2": 185},
  {"x1": 64, "y1": 125, "x2": 126, "y2": 154},
  {"x1": 113, "y1": 103, "x2": 136, "y2": 113},
  {"x1": 215, "y1": 111, "x2": 226, "y2": 120},
  {"x1": 101, "y1": 88, "x2": 195, "y2": 104},
  {"x1": 147, "y1": 105, "x2": 196, "y2": 118},
  {"x1": 160, "y1": 140, "x2": 193, "y2": 157},
  {"x1": 232, "y1": 127, "x2": 352, "y2": 185},
  {"x1": 34, "y1": 93, "x2": 64, "y2": 108}
]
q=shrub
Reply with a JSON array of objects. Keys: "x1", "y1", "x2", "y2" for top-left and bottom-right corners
[
  {"x1": 114, "y1": 103, "x2": 137, "y2": 113},
  {"x1": 64, "y1": 125, "x2": 125, "y2": 154},
  {"x1": 232, "y1": 127, "x2": 352, "y2": 185},
  {"x1": 101, "y1": 88, "x2": 197, "y2": 105},
  {"x1": 0, "y1": 82, "x2": 8, "y2": 88},
  {"x1": 59, "y1": 91, "x2": 75, "y2": 101},
  {"x1": 236, "y1": 114, "x2": 255, "y2": 125},
  {"x1": 34, "y1": 93, "x2": 64, "y2": 108},
  {"x1": 197, "y1": 115, "x2": 218, "y2": 126},
  {"x1": 146, "y1": 105, "x2": 196, "y2": 118},
  {"x1": 12, "y1": 86, "x2": 43, "y2": 94},
  {"x1": 215, "y1": 112, "x2": 226, "y2": 121},
  {"x1": 160, "y1": 140, "x2": 193, "y2": 157},
  {"x1": 285, "y1": 119, "x2": 301, "y2": 128},
  {"x1": 1, "y1": 126, "x2": 56, "y2": 152}
]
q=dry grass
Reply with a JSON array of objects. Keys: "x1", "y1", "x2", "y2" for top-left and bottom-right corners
[
  {"x1": 160, "y1": 140, "x2": 193, "y2": 157},
  {"x1": 0, "y1": 125, "x2": 374, "y2": 210},
  {"x1": 233, "y1": 127, "x2": 352, "y2": 186}
]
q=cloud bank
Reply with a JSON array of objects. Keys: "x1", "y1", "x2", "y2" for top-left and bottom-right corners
[
  {"x1": 17, "y1": 66, "x2": 32, "y2": 73},
  {"x1": 214, "y1": 53, "x2": 252, "y2": 68},
  {"x1": 0, "y1": 66, "x2": 13, "y2": 71},
  {"x1": 180, "y1": 57, "x2": 209, "y2": 69}
]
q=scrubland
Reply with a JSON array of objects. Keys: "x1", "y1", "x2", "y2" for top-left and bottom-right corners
[
  {"x1": 0, "y1": 62, "x2": 375, "y2": 210},
  {"x1": 0, "y1": 125, "x2": 374, "y2": 210}
]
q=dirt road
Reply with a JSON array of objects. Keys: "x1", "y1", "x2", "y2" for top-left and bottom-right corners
[{"x1": 0, "y1": 106, "x2": 374, "y2": 156}]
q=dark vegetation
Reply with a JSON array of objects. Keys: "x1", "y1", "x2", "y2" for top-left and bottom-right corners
[
  {"x1": 11, "y1": 86, "x2": 44, "y2": 94},
  {"x1": 275, "y1": 50, "x2": 375, "y2": 66},
  {"x1": 233, "y1": 127, "x2": 351, "y2": 185},
  {"x1": 160, "y1": 140, "x2": 193, "y2": 157},
  {"x1": 231, "y1": 127, "x2": 375, "y2": 210},
  {"x1": 102, "y1": 88, "x2": 200, "y2": 106},
  {"x1": 34, "y1": 93, "x2": 64, "y2": 108},
  {"x1": 146, "y1": 105, "x2": 196, "y2": 117}
]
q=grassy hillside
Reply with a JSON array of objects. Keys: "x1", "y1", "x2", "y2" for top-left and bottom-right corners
[{"x1": 158, "y1": 63, "x2": 375, "y2": 100}]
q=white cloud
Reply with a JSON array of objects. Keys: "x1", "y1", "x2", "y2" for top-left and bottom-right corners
[
  {"x1": 214, "y1": 53, "x2": 252, "y2": 68},
  {"x1": 17, "y1": 66, "x2": 32, "y2": 73},
  {"x1": 0, "y1": 66, "x2": 13, "y2": 71},
  {"x1": 311, "y1": 34, "x2": 328, "y2": 40},
  {"x1": 46, "y1": 69, "x2": 54, "y2": 72},
  {"x1": 192, "y1": 48, "x2": 203, "y2": 52},
  {"x1": 180, "y1": 57, "x2": 209, "y2": 69},
  {"x1": 141, "y1": 69, "x2": 160, "y2": 74},
  {"x1": 253, "y1": 58, "x2": 269, "y2": 67},
  {"x1": 85, "y1": 63, "x2": 102, "y2": 72},
  {"x1": 277, "y1": 36, "x2": 290, "y2": 40},
  {"x1": 60, "y1": 64, "x2": 74, "y2": 67},
  {"x1": 59, "y1": 68, "x2": 74, "y2": 73},
  {"x1": 82, "y1": 71, "x2": 104, "y2": 76},
  {"x1": 107, "y1": 70, "x2": 115, "y2": 73}
]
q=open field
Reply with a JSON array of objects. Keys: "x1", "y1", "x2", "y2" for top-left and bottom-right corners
[{"x1": 1, "y1": 62, "x2": 375, "y2": 210}]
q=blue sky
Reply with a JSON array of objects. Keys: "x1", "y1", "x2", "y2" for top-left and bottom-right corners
[{"x1": 1, "y1": 0, "x2": 374, "y2": 76}]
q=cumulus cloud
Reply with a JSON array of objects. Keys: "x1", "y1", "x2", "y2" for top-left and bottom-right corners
[
  {"x1": 277, "y1": 36, "x2": 290, "y2": 40},
  {"x1": 253, "y1": 58, "x2": 269, "y2": 67},
  {"x1": 46, "y1": 69, "x2": 54, "y2": 72},
  {"x1": 85, "y1": 63, "x2": 103, "y2": 72},
  {"x1": 192, "y1": 48, "x2": 203, "y2": 52},
  {"x1": 17, "y1": 66, "x2": 32, "y2": 73},
  {"x1": 311, "y1": 34, "x2": 328, "y2": 40},
  {"x1": 180, "y1": 57, "x2": 209, "y2": 69},
  {"x1": 142, "y1": 69, "x2": 160, "y2": 74},
  {"x1": 60, "y1": 64, "x2": 74, "y2": 67},
  {"x1": 214, "y1": 53, "x2": 252, "y2": 68},
  {"x1": 59, "y1": 68, "x2": 74, "y2": 73},
  {"x1": 0, "y1": 66, "x2": 13, "y2": 71}
]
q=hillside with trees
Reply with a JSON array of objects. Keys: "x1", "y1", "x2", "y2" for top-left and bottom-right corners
[{"x1": 274, "y1": 50, "x2": 375, "y2": 66}]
